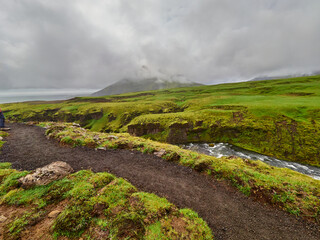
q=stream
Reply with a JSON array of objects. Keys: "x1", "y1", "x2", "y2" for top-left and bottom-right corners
[{"x1": 181, "y1": 143, "x2": 320, "y2": 180}]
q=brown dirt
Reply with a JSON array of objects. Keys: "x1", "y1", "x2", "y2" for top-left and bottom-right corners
[
  {"x1": 1, "y1": 123, "x2": 320, "y2": 240},
  {"x1": 0, "y1": 205, "x2": 27, "y2": 239}
]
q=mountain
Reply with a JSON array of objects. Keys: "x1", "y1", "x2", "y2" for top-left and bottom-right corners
[{"x1": 91, "y1": 77, "x2": 203, "y2": 97}]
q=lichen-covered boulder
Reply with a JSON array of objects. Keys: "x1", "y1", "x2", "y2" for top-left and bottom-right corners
[{"x1": 18, "y1": 161, "x2": 73, "y2": 188}]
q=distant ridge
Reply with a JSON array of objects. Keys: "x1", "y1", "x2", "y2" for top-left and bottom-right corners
[
  {"x1": 91, "y1": 77, "x2": 203, "y2": 97},
  {"x1": 250, "y1": 71, "x2": 320, "y2": 81}
]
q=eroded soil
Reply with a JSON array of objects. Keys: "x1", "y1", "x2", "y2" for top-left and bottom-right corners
[{"x1": 0, "y1": 123, "x2": 319, "y2": 240}]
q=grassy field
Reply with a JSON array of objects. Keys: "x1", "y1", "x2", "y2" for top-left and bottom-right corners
[
  {"x1": 0, "y1": 161, "x2": 213, "y2": 239},
  {"x1": 2, "y1": 75, "x2": 320, "y2": 167}
]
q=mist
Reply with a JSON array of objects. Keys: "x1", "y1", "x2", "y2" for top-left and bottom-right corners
[{"x1": 1, "y1": 0, "x2": 319, "y2": 89}]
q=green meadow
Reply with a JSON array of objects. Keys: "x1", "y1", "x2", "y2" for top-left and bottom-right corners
[{"x1": 2, "y1": 75, "x2": 320, "y2": 167}]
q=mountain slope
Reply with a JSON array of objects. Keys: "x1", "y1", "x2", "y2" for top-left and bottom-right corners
[{"x1": 91, "y1": 77, "x2": 203, "y2": 96}]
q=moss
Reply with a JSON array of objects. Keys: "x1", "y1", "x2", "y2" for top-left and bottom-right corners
[
  {"x1": 145, "y1": 221, "x2": 166, "y2": 240},
  {"x1": 0, "y1": 131, "x2": 9, "y2": 151},
  {"x1": 0, "y1": 170, "x2": 29, "y2": 197},
  {"x1": 0, "y1": 164, "x2": 213, "y2": 239},
  {"x1": 179, "y1": 209, "x2": 213, "y2": 239},
  {"x1": 1, "y1": 184, "x2": 50, "y2": 207},
  {"x1": 53, "y1": 204, "x2": 93, "y2": 237},
  {"x1": 60, "y1": 136, "x2": 73, "y2": 144},
  {"x1": 42, "y1": 123, "x2": 320, "y2": 223},
  {"x1": 132, "y1": 192, "x2": 173, "y2": 218},
  {"x1": 0, "y1": 162, "x2": 11, "y2": 169}
]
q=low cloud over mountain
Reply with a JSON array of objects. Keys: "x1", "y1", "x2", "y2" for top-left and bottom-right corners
[{"x1": 1, "y1": 1, "x2": 320, "y2": 89}]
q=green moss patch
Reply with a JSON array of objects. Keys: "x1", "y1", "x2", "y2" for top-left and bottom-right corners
[{"x1": 0, "y1": 163, "x2": 213, "y2": 239}]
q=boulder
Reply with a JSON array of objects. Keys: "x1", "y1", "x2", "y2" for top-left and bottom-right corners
[{"x1": 18, "y1": 161, "x2": 73, "y2": 188}]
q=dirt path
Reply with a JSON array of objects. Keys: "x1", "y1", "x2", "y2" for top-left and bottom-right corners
[{"x1": 1, "y1": 123, "x2": 319, "y2": 240}]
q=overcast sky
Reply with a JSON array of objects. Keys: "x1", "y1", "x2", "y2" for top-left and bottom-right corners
[{"x1": 1, "y1": 0, "x2": 320, "y2": 89}]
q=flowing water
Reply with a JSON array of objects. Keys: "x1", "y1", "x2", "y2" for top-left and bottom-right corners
[{"x1": 181, "y1": 143, "x2": 320, "y2": 180}]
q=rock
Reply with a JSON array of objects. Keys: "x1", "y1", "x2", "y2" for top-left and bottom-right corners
[
  {"x1": 96, "y1": 147, "x2": 106, "y2": 151},
  {"x1": 107, "y1": 135, "x2": 118, "y2": 140},
  {"x1": 18, "y1": 161, "x2": 73, "y2": 188},
  {"x1": 154, "y1": 149, "x2": 166, "y2": 158},
  {"x1": 208, "y1": 143, "x2": 215, "y2": 147},
  {"x1": 48, "y1": 210, "x2": 61, "y2": 218},
  {"x1": 72, "y1": 123, "x2": 81, "y2": 127},
  {"x1": 0, "y1": 215, "x2": 7, "y2": 223}
]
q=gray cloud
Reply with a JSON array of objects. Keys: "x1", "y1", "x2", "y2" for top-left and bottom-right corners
[{"x1": 1, "y1": 0, "x2": 319, "y2": 89}]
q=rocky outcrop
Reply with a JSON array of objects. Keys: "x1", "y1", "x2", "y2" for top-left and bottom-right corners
[
  {"x1": 18, "y1": 161, "x2": 73, "y2": 188},
  {"x1": 167, "y1": 122, "x2": 192, "y2": 143},
  {"x1": 128, "y1": 123, "x2": 163, "y2": 136},
  {"x1": 128, "y1": 121, "x2": 206, "y2": 143}
]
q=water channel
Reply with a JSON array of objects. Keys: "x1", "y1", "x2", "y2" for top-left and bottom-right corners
[{"x1": 181, "y1": 143, "x2": 320, "y2": 180}]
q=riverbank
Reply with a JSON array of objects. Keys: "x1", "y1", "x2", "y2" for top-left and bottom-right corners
[{"x1": 181, "y1": 143, "x2": 320, "y2": 180}]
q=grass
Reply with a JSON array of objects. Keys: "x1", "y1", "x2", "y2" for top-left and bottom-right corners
[
  {"x1": 0, "y1": 131, "x2": 8, "y2": 151},
  {"x1": 0, "y1": 162, "x2": 213, "y2": 239},
  {"x1": 2, "y1": 75, "x2": 320, "y2": 166},
  {"x1": 43, "y1": 122, "x2": 320, "y2": 223}
]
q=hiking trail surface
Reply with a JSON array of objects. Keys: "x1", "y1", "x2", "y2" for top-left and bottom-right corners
[{"x1": 1, "y1": 123, "x2": 319, "y2": 240}]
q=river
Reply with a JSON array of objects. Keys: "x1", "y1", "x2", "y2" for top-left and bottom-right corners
[{"x1": 181, "y1": 143, "x2": 320, "y2": 180}]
